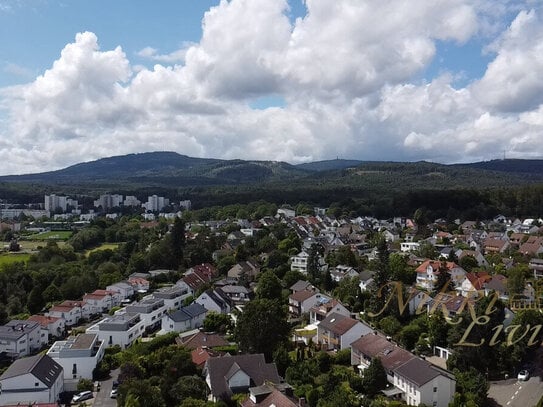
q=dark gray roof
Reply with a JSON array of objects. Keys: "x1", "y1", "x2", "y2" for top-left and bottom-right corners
[
  {"x1": 289, "y1": 280, "x2": 312, "y2": 292},
  {"x1": 394, "y1": 357, "x2": 442, "y2": 386},
  {"x1": 0, "y1": 354, "x2": 62, "y2": 388},
  {"x1": 205, "y1": 354, "x2": 280, "y2": 399},
  {"x1": 0, "y1": 320, "x2": 40, "y2": 340},
  {"x1": 168, "y1": 303, "x2": 207, "y2": 322}
]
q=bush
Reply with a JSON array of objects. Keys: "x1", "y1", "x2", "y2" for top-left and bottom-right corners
[{"x1": 77, "y1": 378, "x2": 93, "y2": 392}]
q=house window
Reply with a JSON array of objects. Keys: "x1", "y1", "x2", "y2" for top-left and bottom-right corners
[
  {"x1": 72, "y1": 363, "x2": 77, "y2": 374},
  {"x1": 433, "y1": 387, "x2": 437, "y2": 392},
  {"x1": 35, "y1": 382, "x2": 39, "y2": 387},
  {"x1": 109, "y1": 336, "x2": 113, "y2": 345}
]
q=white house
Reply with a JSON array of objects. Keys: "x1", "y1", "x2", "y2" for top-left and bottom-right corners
[
  {"x1": 86, "y1": 313, "x2": 145, "y2": 349},
  {"x1": 330, "y1": 265, "x2": 359, "y2": 282},
  {"x1": 0, "y1": 354, "x2": 63, "y2": 406},
  {"x1": 107, "y1": 281, "x2": 135, "y2": 300},
  {"x1": 290, "y1": 250, "x2": 327, "y2": 275},
  {"x1": 309, "y1": 298, "x2": 350, "y2": 324},
  {"x1": 195, "y1": 290, "x2": 231, "y2": 314},
  {"x1": 161, "y1": 303, "x2": 208, "y2": 334},
  {"x1": 83, "y1": 289, "x2": 121, "y2": 314},
  {"x1": 124, "y1": 298, "x2": 167, "y2": 332},
  {"x1": 46, "y1": 300, "x2": 91, "y2": 326},
  {"x1": 47, "y1": 333, "x2": 105, "y2": 391},
  {"x1": 393, "y1": 357, "x2": 456, "y2": 407},
  {"x1": 288, "y1": 289, "x2": 328, "y2": 318},
  {"x1": 27, "y1": 315, "x2": 66, "y2": 341},
  {"x1": 0, "y1": 320, "x2": 45, "y2": 358},
  {"x1": 151, "y1": 286, "x2": 188, "y2": 310},
  {"x1": 317, "y1": 313, "x2": 373, "y2": 351},
  {"x1": 401, "y1": 242, "x2": 421, "y2": 253}
]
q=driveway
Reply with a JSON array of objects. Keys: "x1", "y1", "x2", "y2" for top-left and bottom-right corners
[{"x1": 92, "y1": 368, "x2": 119, "y2": 407}]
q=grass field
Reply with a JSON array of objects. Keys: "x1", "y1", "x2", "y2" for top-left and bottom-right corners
[
  {"x1": 26, "y1": 231, "x2": 73, "y2": 241},
  {"x1": 0, "y1": 253, "x2": 31, "y2": 266},
  {"x1": 86, "y1": 243, "x2": 121, "y2": 256}
]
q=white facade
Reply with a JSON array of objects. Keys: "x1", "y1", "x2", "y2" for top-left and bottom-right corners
[
  {"x1": 144, "y1": 195, "x2": 169, "y2": 212},
  {"x1": 0, "y1": 355, "x2": 63, "y2": 406},
  {"x1": 124, "y1": 298, "x2": 167, "y2": 331},
  {"x1": 107, "y1": 281, "x2": 135, "y2": 299},
  {"x1": 161, "y1": 304, "x2": 208, "y2": 334},
  {"x1": 86, "y1": 313, "x2": 145, "y2": 349},
  {"x1": 124, "y1": 195, "x2": 141, "y2": 207},
  {"x1": 401, "y1": 242, "x2": 421, "y2": 252},
  {"x1": 151, "y1": 286, "x2": 188, "y2": 310},
  {"x1": 195, "y1": 291, "x2": 230, "y2": 314},
  {"x1": 46, "y1": 301, "x2": 91, "y2": 326},
  {"x1": 44, "y1": 194, "x2": 67, "y2": 212},
  {"x1": 47, "y1": 333, "x2": 106, "y2": 391},
  {"x1": 0, "y1": 320, "x2": 45, "y2": 358}
]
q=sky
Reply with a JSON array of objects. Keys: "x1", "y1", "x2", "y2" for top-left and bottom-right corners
[{"x1": 1, "y1": 0, "x2": 543, "y2": 175}]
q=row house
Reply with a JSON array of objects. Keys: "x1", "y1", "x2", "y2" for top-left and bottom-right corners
[
  {"x1": 27, "y1": 315, "x2": 65, "y2": 341},
  {"x1": 351, "y1": 333, "x2": 456, "y2": 407},
  {"x1": 151, "y1": 285, "x2": 189, "y2": 310},
  {"x1": 518, "y1": 236, "x2": 543, "y2": 256},
  {"x1": 47, "y1": 333, "x2": 105, "y2": 391},
  {"x1": 86, "y1": 313, "x2": 145, "y2": 349},
  {"x1": 46, "y1": 300, "x2": 90, "y2": 326},
  {"x1": 83, "y1": 289, "x2": 122, "y2": 315},
  {"x1": 0, "y1": 320, "x2": 45, "y2": 358},
  {"x1": 161, "y1": 303, "x2": 208, "y2": 334},
  {"x1": 483, "y1": 238, "x2": 510, "y2": 254},
  {"x1": 106, "y1": 281, "x2": 135, "y2": 300},
  {"x1": 0, "y1": 354, "x2": 64, "y2": 406},
  {"x1": 124, "y1": 298, "x2": 167, "y2": 332}
]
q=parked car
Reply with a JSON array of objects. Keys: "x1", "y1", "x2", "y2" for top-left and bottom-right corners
[
  {"x1": 518, "y1": 370, "x2": 530, "y2": 381},
  {"x1": 110, "y1": 388, "x2": 118, "y2": 398},
  {"x1": 71, "y1": 390, "x2": 93, "y2": 403}
]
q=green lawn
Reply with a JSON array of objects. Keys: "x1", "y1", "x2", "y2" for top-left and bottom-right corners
[
  {"x1": 0, "y1": 253, "x2": 31, "y2": 266},
  {"x1": 85, "y1": 243, "x2": 121, "y2": 257},
  {"x1": 26, "y1": 231, "x2": 73, "y2": 241}
]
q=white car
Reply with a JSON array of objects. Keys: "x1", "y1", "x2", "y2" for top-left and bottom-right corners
[
  {"x1": 110, "y1": 388, "x2": 118, "y2": 398},
  {"x1": 71, "y1": 390, "x2": 93, "y2": 403},
  {"x1": 518, "y1": 370, "x2": 530, "y2": 381}
]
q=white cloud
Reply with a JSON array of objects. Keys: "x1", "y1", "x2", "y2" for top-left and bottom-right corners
[{"x1": 1, "y1": 0, "x2": 543, "y2": 175}]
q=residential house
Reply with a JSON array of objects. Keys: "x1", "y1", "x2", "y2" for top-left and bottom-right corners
[
  {"x1": 241, "y1": 384, "x2": 299, "y2": 407},
  {"x1": 359, "y1": 270, "x2": 375, "y2": 292},
  {"x1": 216, "y1": 285, "x2": 252, "y2": 305},
  {"x1": 393, "y1": 357, "x2": 456, "y2": 407},
  {"x1": 288, "y1": 289, "x2": 328, "y2": 318},
  {"x1": 191, "y1": 346, "x2": 223, "y2": 369},
  {"x1": 289, "y1": 250, "x2": 327, "y2": 275},
  {"x1": 46, "y1": 300, "x2": 90, "y2": 326},
  {"x1": 483, "y1": 238, "x2": 510, "y2": 254},
  {"x1": 309, "y1": 298, "x2": 350, "y2": 324},
  {"x1": 151, "y1": 285, "x2": 189, "y2": 310},
  {"x1": 456, "y1": 249, "x2": 489, "y2": 268},
  {"x1": 401, "y1": 242, "x2": 421, "y2": 253},
  {"x1": 289, "y1": 280, "x2": 317, "y2": 294},
  {"x1": 518, "y1": 236, "x2": 543, "y2": 256},
  {"x1": 459, "y1": 272, "x2": 491, "y2": 298},
  {"x1": 161, "y1": 303, "x2": 208, "y2": 333},
  {"x1": 483, "y1": 274, "x2": 509, "y2": 300},
  {"x1": 204, "y1": 354, "x2": 281, "y2": 402},
  {"x1": 83, "y1": 289, "x2": 121, "y2": 315},
  {"x1": 27, "y1": 315, "x2": 65, "y2": 341},
  {"x1": 330, "y1": 265, "x2": 359, "y2": 282},
  {"x1": 196, "y1": 290, "x2": 231, "y2": 314},
  {"x1": 227, "y1": 261, "x2": 260, "y2": 281},
  {"x1": 416, "y1": 260, "x2": 465, "y2": 291},
  {"x1": 186, "y1": 263, "x2": 218, "y2": 281},
  {"x1": 106, "y1": 281, "x2": 135, "y2": 300},
  {"x1": 529, "y1": 258, "x2": 543, "y2": 279},
  {"x1": 128, "y1": 276, "x2": 150, "y2": 293},
  {"x1": 0, "y1": 354, "x2": 63, "y2": 406},
  {"x1": 177, "y1": 331, "x2": 230, "y2": 350},
  {"x1": 350, "y1": 333, "x2": 456, "y2": 407},
  {"x1": 317, "y1": 313, "x2": 373, "y2": 351},
  {"x1": 0, "y1": 320, "x2": 45, "y2": 358},
  {"x1": 47, "y1": 333, "x2": 105, "y2": 391},
  {"x1": 124, "y1": 298, "x2": 167, "y2": 331},
  {"x1": 509, "y1": 233, "x2": 527, "y2": 246},
  {"x1": 85, "y1": 313, "x2": 145, "y2": 349},
  {"x1": 426, "y1": 293, "x2": 473, "y2": 319}
]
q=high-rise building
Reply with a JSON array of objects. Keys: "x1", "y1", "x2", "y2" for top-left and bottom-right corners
[
  {"x1": 44, "y1": 194, "x2": 68, "y2": 212},
  {"x1": 143, "y1": 195, "x2": 169, "y2": 212}
]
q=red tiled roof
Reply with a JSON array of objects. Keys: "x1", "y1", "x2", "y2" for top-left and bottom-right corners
[
  {"x1": 416, "y1": 260, "x2": 459, "y2": 274},
  {"x1": 28, "y1": 315, "x2": 61, "y2": 328}
]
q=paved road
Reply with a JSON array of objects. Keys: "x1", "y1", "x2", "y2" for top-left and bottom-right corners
[
  {"x1": 489, "y1": 376, "x2": 543, "y2": 406},
  {"x1": 92, "y1": 368, "x2": 119, "y2": 407}
]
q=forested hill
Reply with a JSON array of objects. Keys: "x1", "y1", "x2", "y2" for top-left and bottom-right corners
[{"x1": 456, "y1": 159, "x2": 543, "y2": 175}]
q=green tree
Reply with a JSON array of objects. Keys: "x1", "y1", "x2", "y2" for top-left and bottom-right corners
[
  {"x1": 361, "y1": 358, "x2": 388, "y2": 397},
  {"x1": 450, "y1": 367, "x2": 489, "y2": 407},
  {"x1": 168, "y1": 375, "x2": 206, "y2": 404},
  {"x1": 256, "y1": 270, "x2": 283, "y2": 300},
  {"x1": 203, "y1": 312, "x2": 232, "y2": 334},
  {"x1": 27, "y1": 286, "x2": 45, "y2": 314},
  {"x1": 42, "y1": 284, "x2": 63, "y2": 303},
  {"x1": 459, "y1": 255, "x2": 479, "y2": 272},
  {"x1": 235, "y1": 299, "x2": 290, "y2": 360}
]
